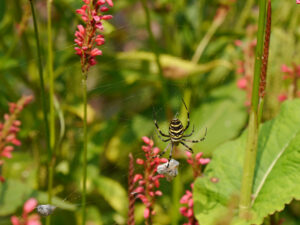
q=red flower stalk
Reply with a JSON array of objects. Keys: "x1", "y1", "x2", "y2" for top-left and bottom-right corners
[
  {"x1": 128, "y1": 153, "x2": 135, "y2": 225},
  {"x1": 179, "y1": 152, "x2": 210, "y2": 225},
  {"x1": 11, "y1": 198, "x2": 41, "y2": 225},
  {"x1": 133, "y1": 137, "x2": 166, "y2": 225},
  {"x1": 259, "y1": 0, "x2": 271, "y2": 98},
  {"x1": 0, "y1": 96, "x2": 33, "y2": 183},
  {"x1": 74, "y1": 0, "x2": 113, "y2": 73}
]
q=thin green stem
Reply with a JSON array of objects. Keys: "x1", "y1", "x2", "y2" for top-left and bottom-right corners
[
  {"x1": 81, "y1": 75, "x2": 88, "y2": 225},
  {"x1": 46, "y1": 0, "x2": 55, "y2": 224},
  {"x1": 29, "y1": 0, "x2": 51, "y2": 159},
  {"x1": 239, "y1": 0, "x2": 267, "y2": 218}
]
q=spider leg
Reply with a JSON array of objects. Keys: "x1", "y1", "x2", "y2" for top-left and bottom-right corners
[
  {"x1": 183, "y1": 125, "x2": 194, "y2": 137},
  {"x1": 155, "y1": 129, "x2": 170, "y2": 142},
  {"x1": 167, "y1": 142, "x2": 174, "y2": 168},
  {"x1": 181, "y1": 98, "x2": 190, "y2": 131},
  {"x1": 180, "y1": 141, "x2": 194, "y2": 153},
  {"x1": 182, "y1": 127, "x2": 207, "y2": 142},
  {"x1": 158, "y1": 142, "x2": 171, "y2": 158},
  {"x1": 154, "y1": 119, "x2": 170, "y2": 137}
]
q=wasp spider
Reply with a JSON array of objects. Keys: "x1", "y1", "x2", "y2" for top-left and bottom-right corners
[{"x1": 154, "y1": 99, "x2": 207, "y2": 164}]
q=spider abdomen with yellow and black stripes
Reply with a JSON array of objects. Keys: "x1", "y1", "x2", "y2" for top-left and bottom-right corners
[{"x1": 169, "y1": 118, "x2": 184, "y2": 143}]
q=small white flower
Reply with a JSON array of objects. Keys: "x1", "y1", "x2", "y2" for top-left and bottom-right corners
[
  {"x1": 36, "y1": 204, "x2": 56, "y2": 216},
  {"x1": 157, "y1": 159, "x2": 179, "y2": 181}
]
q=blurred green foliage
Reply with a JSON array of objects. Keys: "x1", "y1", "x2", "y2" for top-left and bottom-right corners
[{"x1": 1, "y1": 0, "x2": 300, "y2": 224}]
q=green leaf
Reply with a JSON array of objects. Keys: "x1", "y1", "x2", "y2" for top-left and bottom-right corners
[
  {"x1": 117, "y1": 51, "x2": 232, "y2": 78},
  {"x1": 194, "y1": 99, "x2": 300, "y2": 225},
  {"x1": 94, "y1": 176, "x2": 128, "y2": 215},
  {"x1": 188, "y1": 82, "x2": 247, "y2": 155}
]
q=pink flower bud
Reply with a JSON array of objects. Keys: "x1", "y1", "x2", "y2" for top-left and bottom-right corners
[
  {"x1": 142, "y1": 136, "x2": 151, "y2": 145},
  {"x1": 144, "y1": 208, "x2": 150, "y2": 218},
  {"x1": 11, "y1": 216, "x2": 21, "y2": 225},
  {"x1": 153, "y1": 147, "x2": 160, "y2": 155},
  {"x1": 234, "y1": 40, "x2": 242, "y2": 47},
  {"x1": 281, "y1": 64, "x2": 293, "y2": 74},
  {"x1": 155, "y1": 190, "x2": 162, "y2": 196},
  {"x1": 136, "y1": 158, "x2": 144, "y2": 165},
  {"x1": 133, "y1": 174, "x2": 143, "y2": 183},
  {"x1": 195, "y1": 152, "x2": 203, "y2": 160},
  {"x1": 278, "y1": 94, "x2": 287, "y2": 102},
  {"x1": 23, "y1": 198, "x2": 38, "y2": 214},
  {"x1": 100, "y1": 6, "x2": 109, "y2": 12},
  {"x1": 199, "y1": 158, "x2": 210, "y2": 165},
  {"x1": 11, "y1": 138, "x2": 21, "y2": 146},
  {"x1": 185, "y1": 151, "x2": 192, "y2": 158},
  {"x1": 90, "y1": 48, "x2": 102, "y2": 57},
  {"x1": 101, "y1": 15, "x2": 113, "y2": 20},
  {"x1": 237, "y1": 77, "x2": 247, "y2": 90}
]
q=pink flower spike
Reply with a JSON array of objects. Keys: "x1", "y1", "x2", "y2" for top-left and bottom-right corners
[
  {"x1": 23, "y1": 198, "x2": 38, "y2": 214},
  {"x1": 11, "y1": 138, "x2": 21, "y2": 146},
  {"x1": 11, "y1": 216, "x2": 21, "y2": 225},
  {"x1": 180, "y1": 194, "x2": 189, "y2": 204},
  {"x1": 144, "y1": 208, "x2": 150, "y2": 218},
  {"x1": 297, "y1": 0, "x2": 300, "y2": 4}
]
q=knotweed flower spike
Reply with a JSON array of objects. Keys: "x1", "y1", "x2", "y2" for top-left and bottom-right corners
[
  {"x1": 180, "y1": 152, "x2": 210, "y2": 225},
  {"x1": 11, "y1": 198, "x2": 41, "y2": 225},
  {"x1": 278, "y1": 64, "x2": 300, "y2": 101},
  {"x1": 74, "y1": 0, "x2": 113, "y2": 73},
  {"x1": 133, "y1": 137, "x2": 166, "y2": 222},
  {"x1": 0, "y1": 95, "x2": 33, "y2": 182}
]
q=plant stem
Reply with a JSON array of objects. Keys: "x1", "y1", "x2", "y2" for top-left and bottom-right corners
[
  {"x1": 81, "y1": 75, "x2": 88, "y2": 225},
  {"x1": 239, "y1": 0, "x2": 267, "y2": 218},
  {"x1": 29, "y1": 0, "x2": 51, "y2": 159},
  {"x1": 46, "y1": 0, "x2": 55, "y2": 224}
]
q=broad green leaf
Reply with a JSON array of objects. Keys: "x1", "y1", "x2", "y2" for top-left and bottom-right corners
[
  {"x1": 187, "y1": 82, "x2": 247, "y2": 155},
  {"x1": 194, "y1": 100, "x2": 300, "y2": 225},
  {"x1": 94, "y1": 176, "x2": 128, "y2": 216},
  {"x1": 117, "y1": 51, "x2": 232, "y2": 79}
]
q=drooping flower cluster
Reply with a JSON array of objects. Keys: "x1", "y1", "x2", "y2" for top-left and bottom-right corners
[
  {"x1": 278, "y1": 64, "x2": 300, "y2": 102},
  {"x1": 0, "y1": 95, "x2": 33, "y2": 183},
  {"x1": 179, "y1": 152, "x2": 210, "y2": 225},
  {"x1": 133, "y1": 137, "x2": 166, "y2": 224},
  {"x1": 180, "y1": 184, "x2": 198, "y2": 225},
  {"x1": 235, "y1": 25, "x2": 257, "y2": 106},
  {"x1": 11, "y1": 198, "x2": 41, "y2": 225},
  {"x1": 186, "y1": 152, "x2": 210, "y2": 178},
  {"x1": 74, "y1": 0, "x2": 113, "y2": 72}
]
